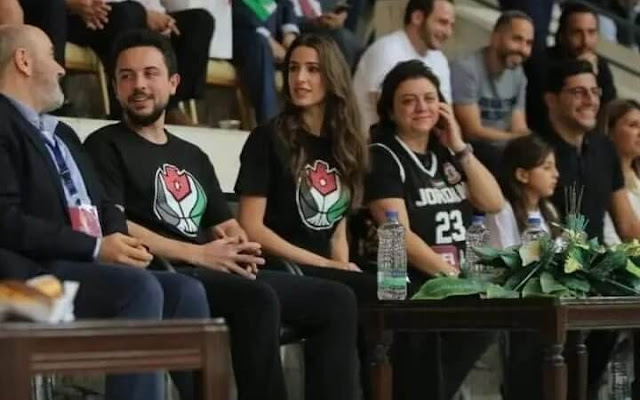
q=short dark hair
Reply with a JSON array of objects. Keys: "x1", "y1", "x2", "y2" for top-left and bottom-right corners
[
  {"x1": 493, "y1": 10, "x2": 533, "y2": 32},
  {"x1": 376, "y1": 60, "x2": 444, "y2": 133},
  {"x1": 555, "y1": 1, "x2": 598, "y2": 46},
  {"x1": 403, "y1": 0, "x2": 453, "y2": 26},
  {"x1": 110, "y1": 29, "x2": 178, "y2": 77},
  {"x1": 544, "y1": 59, "x2": 595, "y2": 93}
]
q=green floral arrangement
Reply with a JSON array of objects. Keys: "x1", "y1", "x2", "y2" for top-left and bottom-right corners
[{"x1": 413, "y1": 188, "x2": 640, "y2": 300}]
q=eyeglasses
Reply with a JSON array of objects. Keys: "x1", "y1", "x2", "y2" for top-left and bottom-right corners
[{"x1": 562, "y1": 86, "x2": 603, "y2": 99}]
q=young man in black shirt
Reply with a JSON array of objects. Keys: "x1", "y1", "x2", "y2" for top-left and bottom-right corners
[
  {"x1": 525, "y1": 1, "x2": 617, "y2": 134},
  {"x1": 84, "y1": 29, "x2": 358, "y2": 400},
  {"x1": 506, "y1": 59, "x2": 640, "y2": 400}
]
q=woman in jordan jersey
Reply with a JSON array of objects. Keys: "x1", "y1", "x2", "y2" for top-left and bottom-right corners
[
  {"x1": 235, "y1": 34, "x2": 375, "y2": 297},
  {"x1": 365, "y1": 59, "x2": 505, "y2": 400},
  {"x1": 366, "y1": 60, "x2": 504, "y2": 283}
]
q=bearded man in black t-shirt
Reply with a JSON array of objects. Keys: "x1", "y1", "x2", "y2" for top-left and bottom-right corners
[{"x1": 84, "y1": 30, "x2": 359, "y2": 400}]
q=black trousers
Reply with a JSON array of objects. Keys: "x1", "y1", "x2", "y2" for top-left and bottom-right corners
[
  {"x1": 297, "y1": 265, "x2": 378, "y2": 400},
  {"x1": 19, "y1": 0, "x2": 67, "y2": 65},
  {"x1": 176, "y1": 267, "x2": 358, "y2": 400},
  {"x1": 67, "y1": 3, "x2": 214, "y2": 116}
]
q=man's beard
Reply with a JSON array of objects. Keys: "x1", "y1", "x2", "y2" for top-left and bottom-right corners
[
  {"x1": 124, "y1": 100, "x2": 167, "y2": 126},
  {"x1": 41, "y1": 83, "x2": 65, "y2": 113},
  {"x1": 499, "y1": 50, "x2": 527, "y2": 69}
]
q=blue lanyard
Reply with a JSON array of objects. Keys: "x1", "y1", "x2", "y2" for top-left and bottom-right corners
[{"x1": 43, "y1": 137, "x2": 79, "y2": 200}]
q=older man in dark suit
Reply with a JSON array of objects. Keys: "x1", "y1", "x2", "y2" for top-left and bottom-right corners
[{"x1": 0, "y1": 24, "x2": 209, "y2": 400}]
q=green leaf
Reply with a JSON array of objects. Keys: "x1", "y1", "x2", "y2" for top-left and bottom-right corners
[
  {"x1": 486, "y1": 284, "x2": 519, "y2": 299},
  {"x1": 590, "y1": 250, "x2": 628, "y2": 278},
  {"x1": 519, "y1": 240, "x2": 542, "y2": 266},
  {"x1": 626, "y1": 259, "x2": 640, "y2": 278},
  {"x1": 557, "y1": 275, "x2": 591, "y2": 294},
  {"x1": 411, "y1": 277, "x2": 489, "y2": 300},
  {"x1": 522, "y1": 278, "x2": 544, "y2": 297},
  {"x1": 500, "y1": 252, "x2": 522, "y2": 269},
  {"x1": 540, "y1": 272, "x2": 568, "y2": 294}
]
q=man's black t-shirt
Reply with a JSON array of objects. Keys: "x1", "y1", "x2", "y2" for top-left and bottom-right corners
[
  {"x1": 547, "y1": 130, "x2": 624, "y2": 241},
  {"x1": 365, "y1": 133, "x2": 472, "y2": 281},
  {"x1": 234, "y1": 123, "x2": 350, "y2": 258},
  {"x1": 84, "y1": 122, "x2": 232, "y2": 244}
]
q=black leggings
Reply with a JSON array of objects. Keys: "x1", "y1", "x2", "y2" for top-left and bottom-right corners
[{"x1": 176, "y1": 267, "x2": 358, "y2": 400}]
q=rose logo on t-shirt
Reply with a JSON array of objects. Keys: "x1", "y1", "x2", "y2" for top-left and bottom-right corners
[
  {"x1": 296, "y1": 160, "x2": 349, "y2": 230},
  {"x1": 153, "y1": 163, "x2": 207, "y2": 237}
]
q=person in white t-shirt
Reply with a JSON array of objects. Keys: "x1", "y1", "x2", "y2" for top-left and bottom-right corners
[
  {"x1": 602, "y1": 99, "x2": 640, "y2": 245},
  {"x1": 485, "y1": 134, "x2": 559, "y2": 248},
  {"x1": 352, "y1": 0, "x2": 454, "y2": 132}
]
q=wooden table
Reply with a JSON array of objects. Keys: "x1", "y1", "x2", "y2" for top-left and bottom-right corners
[
  {"x1": 0, "y1": 319, "x2": 230, "y2": 400},
  {"x1": 362, "y1": 297, "x2": 640, "y2": 400}
]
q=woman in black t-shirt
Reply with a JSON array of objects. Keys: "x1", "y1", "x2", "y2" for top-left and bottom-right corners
[
  {"x1": 235, "y1": 33, "x2": 375, "y2": 400},
  {"x1": 235, "y1": 34, "x2": 375, "y2": 294},
  {"x1": 367, "y1": 60, "x2": 504, "y2": 283},
  {"x1": 366, "y1": 60, "x2": 504, "y2": 400}
]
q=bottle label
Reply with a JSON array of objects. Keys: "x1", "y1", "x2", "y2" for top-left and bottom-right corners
[{"x1": 378, "y1": 270, "x2": 407, "y2": 286}]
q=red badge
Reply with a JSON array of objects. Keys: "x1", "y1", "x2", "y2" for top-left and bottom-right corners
[
  {"x1": 432, "y1": 244, "x2": 460, "y2": 270},
  {"x1": 68, "y1": 205, "x2": 103, "y2": 238}
]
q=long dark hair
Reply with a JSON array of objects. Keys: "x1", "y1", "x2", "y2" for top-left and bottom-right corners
[
  {"x1": 500, "y1": 135, "x2": 559, "y2": 233},
  {"x1": 375, "y1": 60, "x2": 445, "y2": 137},
  {"x1": 601, "y1": 98, "x2": 640, "y2": 178},
  {"x1": 275, "y1": 34, "x2": 368, "y2": 207}
]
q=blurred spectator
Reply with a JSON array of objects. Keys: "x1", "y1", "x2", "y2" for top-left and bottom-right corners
[
  {"x1": 498, "y1": 0, "x2": 554, "y2": 51},
  {"x1": 353, "y1": 0, "x2": 454, "y2": 132},
  {"x1": 233, "y1": 0, "x2": 299, "y2": 124},
  {"x1": 0, "y1": 0, "x2": 67, "y2": 66},
  {"x1": 451, "y1": 10, "x2": 533, "y2": 174},
  {"x1": 602, "y1": 99, "x2": 640, "y2": 245},
  {"x1": 289, "y1": 0, "x2": 362, "y2": 68},
  {"x1": 67, "y1": 0, "x2": 214, "y2": 124},
  {"x1": 525, "y1": 1, "x2": 617, "y2": 135},
  {"x1": 607, "y1": 0, "x2": 640, "y2": 49}
]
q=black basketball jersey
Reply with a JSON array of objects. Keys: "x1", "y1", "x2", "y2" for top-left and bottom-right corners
[{"x1": 366, "y1": 134, "x2": 472, "y2": 276}]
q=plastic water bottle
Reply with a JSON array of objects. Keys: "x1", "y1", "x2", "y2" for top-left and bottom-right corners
[
  {"x1": 521, "y1": 212, "x2": 547, "y2": 244},
  {"x1": 464, "y1": 214, "x2": 490, "y2": 277},
  {"x1": 377, "y1": 210, "x2": 407, "y2": 300}
]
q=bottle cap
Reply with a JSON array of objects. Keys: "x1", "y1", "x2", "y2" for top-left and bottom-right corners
[
  {"x1": 385, "y1": 210, "x2": 399, "y2": 220},
  {"x1": 471, "y1": 214, "x2": 484, "y2": 224}
]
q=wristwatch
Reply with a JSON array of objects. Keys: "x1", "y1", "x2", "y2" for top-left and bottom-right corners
[{"x1": 453, "y1": 143, "x2": 473, "y2": 161}]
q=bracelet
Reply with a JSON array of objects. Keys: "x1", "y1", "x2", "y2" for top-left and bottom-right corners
[{"x1": 453, "y1": 143, "x2": 473, "y2": 161}]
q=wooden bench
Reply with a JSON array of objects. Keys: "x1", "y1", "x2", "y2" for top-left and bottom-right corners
[{"x1": 0, "y1": 319, "x2": 230, "y2": 400}]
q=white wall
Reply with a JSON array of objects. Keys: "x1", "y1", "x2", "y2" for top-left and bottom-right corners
[{"x1": 61, "y1": 117, "x2": 249, "y2": 194}]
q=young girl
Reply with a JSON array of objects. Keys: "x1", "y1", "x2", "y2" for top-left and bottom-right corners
[
  {"x1": 602, "y1": 99, "x2": 640, "y2": 245},
  {"x1": 485, "y1": 134, "x2": 560, "y2": 249}
]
